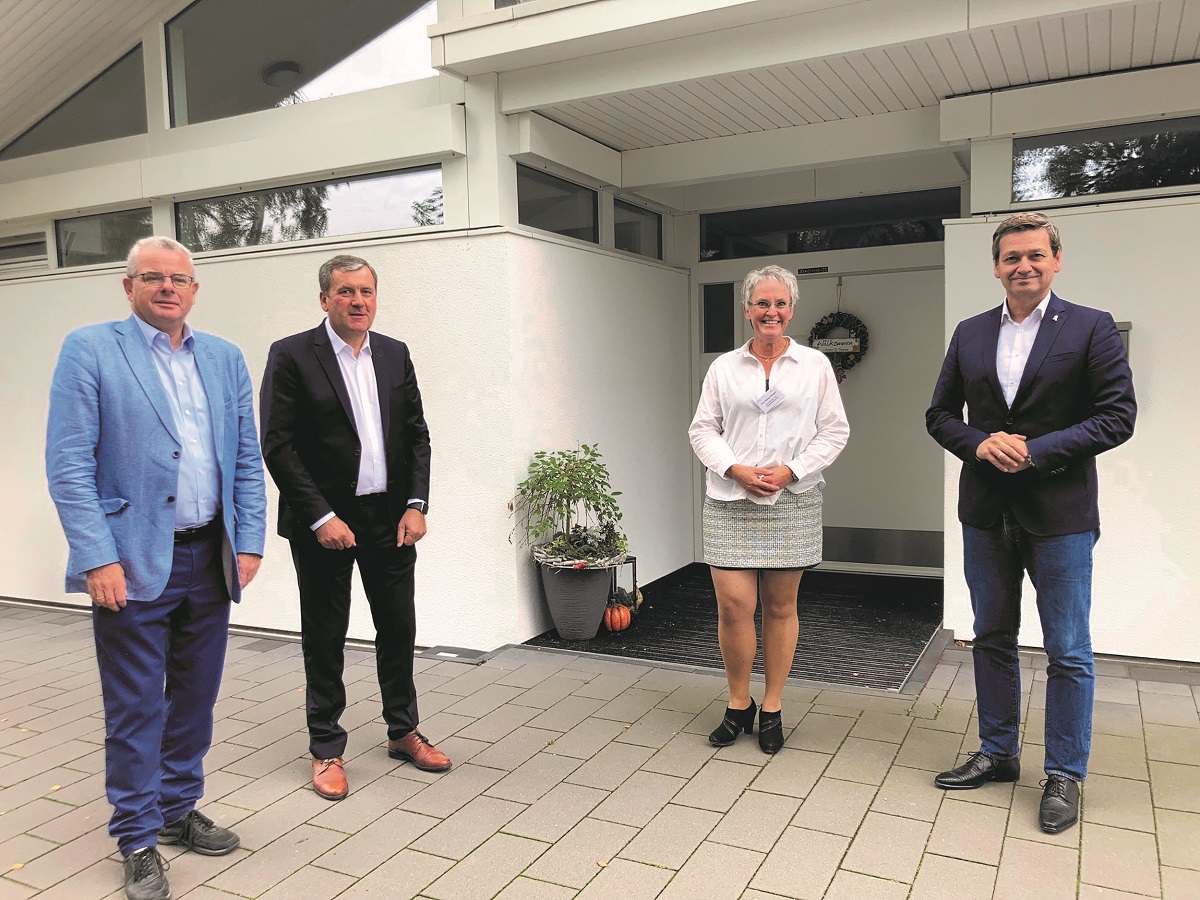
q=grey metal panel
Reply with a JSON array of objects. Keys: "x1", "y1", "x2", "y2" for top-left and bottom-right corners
[{"x1": 823, "y1": 526, "x2": 944, "y2": 568}]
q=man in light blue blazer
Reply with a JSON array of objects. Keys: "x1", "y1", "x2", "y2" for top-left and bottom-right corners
[{"x1": 46, "y1": 237, "x2": 266, "y2": 900}]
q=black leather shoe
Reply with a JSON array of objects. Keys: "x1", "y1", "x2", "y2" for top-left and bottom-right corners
[
  {"x1": 934, "y1": 751, "x2": 1021, "y2": 789},
  {"x1": 123, "y1": 847, "x2": 170, "y2": 900},
  {"x1": 1039, "y1": 775, "x2": 1081, "y2": 833},
  {"x1": 709, "y1": 698, "x2": 757, "y2": 747},
  {"x1": 159, "y1": 809, "x2": 239, "y2": 856},
  {"x1": 758, "y1": 708, "x2": 784, "y2": 754}
]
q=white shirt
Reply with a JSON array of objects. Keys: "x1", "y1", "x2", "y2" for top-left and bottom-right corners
[
  {"x1": 689, "y1": 339, "x2": 850, "y2": 505},
  {"x1": 996, "y1": 292, "x2": 1051, "y2": 407},
  {"x1": 312, "y1": 319, "x2": 388, "y2": 530}
]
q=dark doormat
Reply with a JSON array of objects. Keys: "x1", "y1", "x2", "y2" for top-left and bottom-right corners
[{"x1": 525, "y1": 563, "x2": 943, "y2": 691}]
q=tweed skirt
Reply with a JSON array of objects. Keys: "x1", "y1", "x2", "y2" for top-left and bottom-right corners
[{"x1": 703, "y1": 486, "x2": 823, "y2": 569}]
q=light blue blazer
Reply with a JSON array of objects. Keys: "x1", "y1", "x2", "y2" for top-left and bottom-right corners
[{"x1": 46, "y1": 314, "x2": 267, "y2": 602}]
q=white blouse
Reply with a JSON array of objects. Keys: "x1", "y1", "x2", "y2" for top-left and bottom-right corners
[{"x1": 689, "y1": 339, "x2": 850, "y2": 505}]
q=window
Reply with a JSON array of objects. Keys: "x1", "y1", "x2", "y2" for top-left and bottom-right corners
[
  {"x1": 167, "y1": 0, "x2": 437, "y2": 127},
  {"x1": 700, "y1": 188, "x2": 960, "y2": 261},
  {"x1": 1013, "y1": 116, "x2": 1200, "y2": 202},
  {"x1": 176, "y1": 167, "x2": 442, "y2": 252},
  {"x1": 0, "y1": 234, "x2": 49, "y2": 276},
  {"x1": 0, "y1": 47, "x2": 146, "y2": 160},
  {"x1": 516, "y1": 165, "x2": 598, "y2": 243},
  {"x1": 614, "y1": 200, "x2": 662, "y2": 259},
  {"x1": 56, "y1": 209, "x2": 153, "y2": 269},
  {"x1": 702, "y1": 283, "x2": 736, "y2": 353}
]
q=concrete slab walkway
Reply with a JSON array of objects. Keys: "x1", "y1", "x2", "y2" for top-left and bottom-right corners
[{"x1": 1, "y1": 602, "x2": 1198, "y2": 899}]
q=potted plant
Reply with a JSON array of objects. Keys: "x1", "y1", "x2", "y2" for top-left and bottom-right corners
[{"x1": 513, "y1": 444, "x2": 628, "y2": 640}]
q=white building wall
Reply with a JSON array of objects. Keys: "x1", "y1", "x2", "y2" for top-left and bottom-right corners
[
  {"x1": 0, "y1": 228, "x2": 694, "y2": 651},
  {"x1": 942, "y1": 199, "x2": 1200, "y2": 663},
  {"x1": 508, "y1": 233, "x2": 695, "y2": 637}
]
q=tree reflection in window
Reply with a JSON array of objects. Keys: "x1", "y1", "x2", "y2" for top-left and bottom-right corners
[
  {"x1": 179, "y1": 185, "x2": 331, "y2": 251},
  {"x1": 1013, "y1": 117, "x2": 1200, "y2": 202},
  {"x1": 177, "y1": 166, "x2": 442, "y2": 252}
]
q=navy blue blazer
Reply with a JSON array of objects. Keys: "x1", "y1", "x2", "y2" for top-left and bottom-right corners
[
  {"x1": 926, "y1": 293, "x2": 1136, "y2": 535},
  {"x1": 259, "y1": 322, "x2": 431, "y2": 540}
]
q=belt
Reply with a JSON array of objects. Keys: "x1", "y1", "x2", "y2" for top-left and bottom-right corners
[
  {"x1": 174, "y1": 518, "x2": 220, "y2": 544},
  {"x1": 355, "y1": 492, "x2": 389, "y2": 505}
]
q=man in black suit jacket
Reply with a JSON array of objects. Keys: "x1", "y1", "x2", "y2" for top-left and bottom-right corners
[
  {"x1": 261, "y1": 254, "x2": 450, "y2": 801},
  {"x1": 926, "y1": 213, "x2": 1135, "y2": 834}
]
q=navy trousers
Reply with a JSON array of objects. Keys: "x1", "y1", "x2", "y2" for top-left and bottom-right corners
[{"x1": 92, "y1": 535, "x2": 230, "y2": 855}]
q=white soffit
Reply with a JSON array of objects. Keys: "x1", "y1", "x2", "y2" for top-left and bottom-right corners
[
  {"x1": 0, "y1": 0, "x2": 190, "y2": 150},
  {"x1": 530, "y1": 0, "x2": 1200, "y2": 151}
]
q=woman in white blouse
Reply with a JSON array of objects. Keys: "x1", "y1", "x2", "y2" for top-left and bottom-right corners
[{"x1": 688, "y1": 265, "x2": 849, "y2": 753}]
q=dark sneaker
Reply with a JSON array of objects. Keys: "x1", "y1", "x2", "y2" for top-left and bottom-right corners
[
  {"x1": 158, "y1": 810, "x2": 240, "y2": 856},
  {"x1": 123, "y1": 847, "x2": 170, "y2": 900}
]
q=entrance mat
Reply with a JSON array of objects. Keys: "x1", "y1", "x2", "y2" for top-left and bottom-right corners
[{"x1": 525, "y1": 563, "x2": 943, "y2": 692}]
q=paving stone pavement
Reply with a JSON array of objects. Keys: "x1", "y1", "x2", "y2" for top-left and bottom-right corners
[{"x1": 2, "y1": 603, "x2": 1199, "y2": 899}]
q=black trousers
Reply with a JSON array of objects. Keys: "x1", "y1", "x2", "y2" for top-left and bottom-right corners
[{"x1": 290, "y1": 495, "x2": 419, "y2": 759}]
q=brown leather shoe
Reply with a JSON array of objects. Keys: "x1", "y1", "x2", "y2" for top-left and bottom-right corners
[
  {"x1": 312, "y1": 757, "x2": 348, "y2": 800},
  {"x1": 387, "y1": 731, "x2": 452, "y2": 772}
]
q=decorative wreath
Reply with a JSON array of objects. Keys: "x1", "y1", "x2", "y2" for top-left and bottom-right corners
[{"x1": 807, "y1": 311, "x2": 870, "y2": 383}]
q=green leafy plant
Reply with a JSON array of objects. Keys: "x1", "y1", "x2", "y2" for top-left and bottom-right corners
[{"x1": 513, "y1": 444, "x2": 627, "y2": 567}]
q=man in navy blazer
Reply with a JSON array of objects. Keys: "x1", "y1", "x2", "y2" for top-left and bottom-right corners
[
  {"x1": 260, "y1": 254, "x2": 448, "y2": 803},
  {"x1": 46, "y1": 237, "x2": 266, "y2": 900},
  {"x1": 927, "y1": 212, "x2": 1135, "y2": 835}
]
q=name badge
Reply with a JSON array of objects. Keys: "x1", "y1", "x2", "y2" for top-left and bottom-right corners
[{"x1": 756, "y1": 387, "x2": 784, "y2": 413}]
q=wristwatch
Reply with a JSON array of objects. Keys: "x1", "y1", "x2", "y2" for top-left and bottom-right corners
[{"x1": 406, "y1": 500, "x2": 428, "y2": 515}]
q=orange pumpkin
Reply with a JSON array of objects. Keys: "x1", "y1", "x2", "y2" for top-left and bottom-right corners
[{"x1": 603, "y1": 602, "x2": 632, "y2": 632}]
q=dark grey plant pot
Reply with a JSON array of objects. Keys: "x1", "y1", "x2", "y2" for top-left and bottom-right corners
[{"x1": 539, "y1": 564, "x2": 611, "y2": 640}]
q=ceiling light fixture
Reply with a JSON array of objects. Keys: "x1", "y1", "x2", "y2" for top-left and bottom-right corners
[{"x1": 261, "y1": 60, "x2": 303, "y2": 90}]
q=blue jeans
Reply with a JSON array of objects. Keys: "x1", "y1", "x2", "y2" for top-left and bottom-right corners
[{"x1": 963, "y1": 515, "x2": 1097, "y2": 782}]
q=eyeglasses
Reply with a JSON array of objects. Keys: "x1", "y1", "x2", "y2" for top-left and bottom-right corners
[
  {"x1": 751, "y1": 300, "x2": 791, "y2": 310},
  {"x1": 134, "y1": 272, "x2": 196, "y2": 288}
]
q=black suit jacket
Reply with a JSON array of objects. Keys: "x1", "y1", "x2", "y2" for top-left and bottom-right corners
[
  {"x1": 260, "y1": 322, "x2": 431, "y2": 539},
  {"x1": 926, "y1": 293, "x2": 1135, "y2": 535}
]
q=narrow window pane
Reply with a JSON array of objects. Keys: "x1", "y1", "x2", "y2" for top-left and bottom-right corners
[
  {"x1": 517, "y1": 165, "x2": 598, "y2": 243},
  {"x1": 1014, "y1": 116, "x2": 1200, "y2": 202},
  {"x1": 703, "y1": 283, "x2": 736, "y2": 354},
  {"x1": 700, "y1": 188, "x2": 959, "y2": 261},
  {"x1": 0, "y1": 234, "x2": 48, "y2": 275},
  {"x1": 615, "y1": 199, "x2": 662, "y2": 259},
  {"x1": 176, "y1": 167, "x2": 442, "y2": 252},
  {"x1": 1, "y1": 47, "x2": 146, "y2": 160},
  {"x1": 167, "y1": 0, "x2": 437, "y2": 127},
  {"x1": 56, "y1": 210, "x2": 153, "y2": 269}
]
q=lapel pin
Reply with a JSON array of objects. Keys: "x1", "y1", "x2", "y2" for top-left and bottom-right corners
[{"x1": 1052, "y1": 314, "x2": 1059, "y2": 322}]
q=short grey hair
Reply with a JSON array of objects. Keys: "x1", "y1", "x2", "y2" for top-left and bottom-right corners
[
  {"x1": 319, "y1": 254, "x2": 378, "y2": 293},
  {"x1": 126, "y1": 236, "x2": 193, "y2": 277},
  {"x1": 992, "y1": 212, "x2": 1062, "y2": 263},
  {"x1": 741, "y1": 264, "x2": 798, "y2": 310}
]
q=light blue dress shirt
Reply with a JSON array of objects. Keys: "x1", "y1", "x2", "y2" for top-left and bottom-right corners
[{"x1": 134, "y1": 315, "x2": 220, "y2": 530}]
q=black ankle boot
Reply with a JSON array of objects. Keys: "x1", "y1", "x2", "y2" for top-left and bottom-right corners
[
  {"x1": 758, "y1": 708, "x2": 784, "y2": 754},
  {"x1": 709, "y1": 698, "x2": 757, "y2": 747}
]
